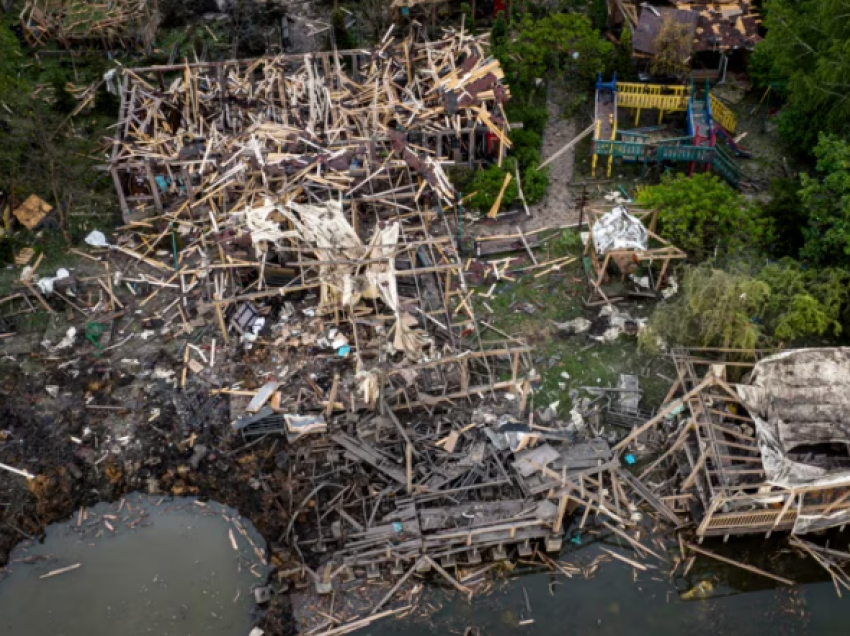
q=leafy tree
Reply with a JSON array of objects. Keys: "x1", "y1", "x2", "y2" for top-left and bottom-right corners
[
  {"x1": 634, "y1": 173, "x2": 771, "y2": 260},
  {"x1": 493, "y1": 13, "x2": 614, "y2": 97},
  {"x1": 752, "y1": 0, "x2": 850, "y2": 151},
  {"x1": 641, "y1": 265, "x2": 769, "y2": 350},
  {"x1": 798, "y1": 134, "x2": 850, "y2": 265},
  {"x1": 642, "y1": 260, "x2": 849, "y2": 351},
  {"x1": 756, "y1": 259, "x2": 847, "y2": 340}
]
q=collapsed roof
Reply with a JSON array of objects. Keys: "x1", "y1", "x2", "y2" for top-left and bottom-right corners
[
  {"x1": 738, "y1": 348, "x2": 850, "y2": 490},
  {"x1": 631, "y1": 0, "x2": 761, "y2": 57}
]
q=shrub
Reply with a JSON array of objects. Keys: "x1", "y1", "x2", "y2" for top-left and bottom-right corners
[{"x1": 635, "y1": 173, "x2": 770, "y2": 260}]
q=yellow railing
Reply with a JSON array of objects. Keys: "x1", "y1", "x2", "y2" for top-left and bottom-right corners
[
  {"x1": 710, "y1": 94, "x2": 737, "y2": 134},
  {"x1": 617, "y1": 92, "x2": 689, "y2": 112},
  {"x1": 618, "y1": 82, "x2": 690, "y2": 97}
]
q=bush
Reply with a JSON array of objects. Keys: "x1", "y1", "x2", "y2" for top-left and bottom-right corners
[
  {"x1": 468, "y1": 163, "x2": 518, "y2": 213},
  {"x1": 756, "y1": 259, "x2": 847, "y2": 341},
  {"x1": 493, "y1": 13, "x2": 614, "y2": 95},
  {"x1": 641, "y1": 260, "x2": 849, "y2": 351},
  {"x1": 509, "y1": 128, "x2": 543, "y2": 171},
  {"x1": 522, "y1": 164, "x2": 549, "y2": 205},
  {"x1": 635, "y1": 173, "x2": 771, "y2": 260},
  {"x1": 505, "y1": 102, "x2": 548, "y2": 137}
]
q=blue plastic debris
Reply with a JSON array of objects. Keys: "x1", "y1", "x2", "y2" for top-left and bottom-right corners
[
  {"x1": 392, "y1": 522, "x2": 403, "y2": 534},
  {"x1": 625, "y1": 454, "x2": 636, "y2": 465},
  {"x1": 338, "y1": 345, "x2": 351, "y2": 358},
  {"x1": 570, "y1": 534, "x2": 582, "y2": 546}
]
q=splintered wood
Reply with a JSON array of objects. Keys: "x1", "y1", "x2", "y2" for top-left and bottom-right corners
[{"x1": 20, "y1": 0, "x2": 160, "y2": 50}]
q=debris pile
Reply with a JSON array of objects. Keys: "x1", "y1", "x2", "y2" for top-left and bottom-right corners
[
  {"x1": 631, "y1": 347, "x2": 850, "y2": 539},
  {"x1": 20, "y1": 0, "x2": 161, "y2": 50}
]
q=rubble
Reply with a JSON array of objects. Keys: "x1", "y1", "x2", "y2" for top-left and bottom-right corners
[
  {"x1": 1, "y1": 19, "x2": 845, "y2": 636},
  {"x1": 20, "y1": 0, "x2": 161, "y2": 51}
]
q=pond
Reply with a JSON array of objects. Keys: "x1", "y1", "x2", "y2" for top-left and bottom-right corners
[
  {"x1": 0, "y1": 495, "x2": 268, "y2": 636},
  {"x1": 365, "y1": 530, "x2": 847, "y2": 636}
]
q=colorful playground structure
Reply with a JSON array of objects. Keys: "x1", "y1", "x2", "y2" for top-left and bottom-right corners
[{"x1": 591, "y1": 75, "x2": 746, "y2": 187}]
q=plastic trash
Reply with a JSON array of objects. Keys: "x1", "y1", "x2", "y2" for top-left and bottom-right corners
[{"x1": 85, "y1": 230, "x2": 108, "y2": 248}]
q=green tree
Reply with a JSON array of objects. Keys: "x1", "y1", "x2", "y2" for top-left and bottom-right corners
[
  {"x1": 756, "y1": 259, "x2": 847, "y2": 340},
  {"x1": 798, "y1": 134, "x2": 850, "y2": 265},
  {"x1": 634, "y1": 173, "x2": 770, "y2": 259},
  {"x1": 641, "y1": 265, "x2": 769, "y2": 350},
  {"x1": 493, "y1": 13, "x2": 614, "y2": 97},
  {"x1": 642, "y1": 260, "x2": 849, "y2": 350},
  {"x1": 752, "y1": 0, "x2": 850, "y2": 151}
]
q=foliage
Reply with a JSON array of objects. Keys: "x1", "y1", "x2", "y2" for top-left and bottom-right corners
[
  {"x1": 756, "y1": 259, "x2": 847, "y2": 340},
  {"x1": 50, "y1": 74, "x2": 76, "y2": 113},
  {"x1": 798, "y1": 134, "x2": 850, "y2": 265},
  {"x1": 607, "y1": 25, "x2": 636, "y2": 81},
  {"x1": 505, "y1": 102, "x2": 548, "y2": 137},
  {"x1": 649, "y1": 16, "x2": 693, "y2": 82},
  {"x1": 635, "y1": 173, "x2": 770, "y2": 259},
  {"x1": 522, "y1": 164, "x2": 550, "y2": 205},
  {"x1": 468, "y1": 163, "x2": 518, "y2": 214},
  {"x1": 641, "y1": 265, "x2": 768, "y2": 351},
  {"x1": 762, "y1": 177, "x2": 806, "y2": 258},
  {"x1": 492, "y1": 12, "x2": 509, "y2": 47},
  {"x1": 492, "y1": 13, "x2": 614, "y2": 95},
  {"x1": 642, "y1": 260, "x2": 849, "y2": 351},
  {"x1": 752, "y1": 0, "x2": 850, "y2": 151},
  {"x1": 509, "y1": 129, "x2": 543, "y2": 171}
]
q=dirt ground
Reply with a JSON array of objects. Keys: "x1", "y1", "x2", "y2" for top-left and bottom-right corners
[
  {"x1": 472, "y1": 85, "x2": 583, "y2": 239},
  {"x1": 525, "y1": 87, "x2": 581, "y2": 230}
]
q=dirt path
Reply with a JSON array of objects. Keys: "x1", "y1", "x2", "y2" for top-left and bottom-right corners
[
  {"x1": 526, "y1": 86, "x2": 580, "y2": 229},
  {"x1": 473, "y1": 85, "x2": 581, "y2": 237}
]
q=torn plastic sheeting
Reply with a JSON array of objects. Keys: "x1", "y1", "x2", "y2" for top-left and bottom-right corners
[
  {"x1": 36, "y1": 268, "x2": 70, "y2": 294},
  {"x1": 242, "y1": 200, "x2": 299, "y2": 255},
  {"x1": 736, "y1": 348, "x2": 850, "y2": 490},
  {"x1": 85, "y1": 230, "x2": 109, "y2": 248},
  {"x1": 591, "y1": 206, "x2": 648, "y2": 254}
]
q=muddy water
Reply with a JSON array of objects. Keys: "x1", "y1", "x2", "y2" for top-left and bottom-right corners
[
  {"x1": 0, "y1": 495, "x2": 268, "y2": 636},
  {"x1": 368, "y1": 534, "x2": 847, "y2": 636}
]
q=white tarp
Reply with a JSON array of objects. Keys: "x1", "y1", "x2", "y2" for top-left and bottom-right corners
[{"x1": 591, "y1": 206, "x2": 648, "y2": 254}]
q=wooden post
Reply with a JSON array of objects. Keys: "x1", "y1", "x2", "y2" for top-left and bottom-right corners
[
  {"x1": 553, "y1": 495, "x2": 569, "y2": 533},
  {"x1": 406, "y1": 443, "x2": 413, "y2": 494}
]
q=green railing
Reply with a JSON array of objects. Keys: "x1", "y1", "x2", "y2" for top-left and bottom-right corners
[{"x1": 711, "y1": 145, "x2": 742, "y2": 187}]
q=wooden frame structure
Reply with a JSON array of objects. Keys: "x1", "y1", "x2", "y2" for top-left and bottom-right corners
[
  {"x1": 636, "y1": 348, "x2": 850, "y2": 539},
  {"x1": 583, "y1": 205, "x2": 686, "y2": 302},
  {"x1": 20, "y1": 0, "x2": 160, "y2": 51},
  {"x1": 106, "y1": 27, "x2": 527, "y2": 412}
]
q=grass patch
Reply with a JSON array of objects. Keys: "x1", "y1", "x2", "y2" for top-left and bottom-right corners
[{"x1": 475, "y1": 230, "x2": 675, "y2": 416}]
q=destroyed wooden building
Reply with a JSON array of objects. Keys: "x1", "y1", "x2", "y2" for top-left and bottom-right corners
[
  {"x1": 628, "y1": 348, "x2": 850, "y2": 539},
  {"x1": 20, "y1": 0, "x2": 160, "y2": 51},
  {"x1": 610, "y1": 0, "x2": 762, "y2": 78},
  {"x1": 109, "y1": 29, "x2": 512, "y2": 222}
]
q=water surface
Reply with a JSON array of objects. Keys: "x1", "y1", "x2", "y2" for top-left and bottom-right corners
[{"x1": 0, "y1": 495, "x2": 267, "y2": 636}]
